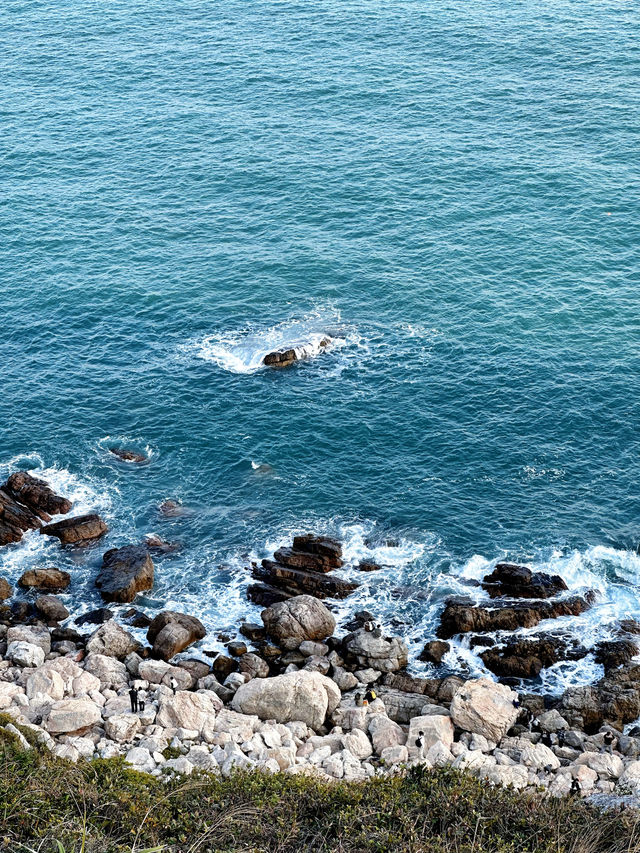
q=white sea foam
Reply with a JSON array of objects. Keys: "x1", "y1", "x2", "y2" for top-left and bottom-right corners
[
  {"x1": 183, "y1": 308, "x2": 361, "y2": 374},
  {"x1": 96, "y1": 436, "x2": 157, "y2": 463}
]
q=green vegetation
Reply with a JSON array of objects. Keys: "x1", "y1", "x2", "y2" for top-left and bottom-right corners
[{"x1": 1, "y1": 716, "x2": 639, "y2": 853}]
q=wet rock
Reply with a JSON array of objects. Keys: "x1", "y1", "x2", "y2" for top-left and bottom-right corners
[
  {"x1": 239, "y1": 622, "x2": 266, "y2": 642},
  {"x1": 263, "y1": 347, "x2": 299, "y2": 368},
  {"x1": 232, "y1": 670, "x2": 340, "y2": 730},
  {"x1": 147, "y1": 611, "x2": 207, "y2": 660},
  {"x1": 357, "y1": 562, "x2": 382, "y2": 572},
  {"x1": 0, "y1": 578, "x2": 12, "y2": 600},
  {"x1": 419, "y1": 640, "x2": 450, "y2": 665},
  {"x1": 481, "y1": 635, "x2": 587, "y2": 679},
  {"x1": 594, "y1": 640, "x2": 638, "y2": 674},
  {"x1": 247, "y1": 583, "x2": 291, "y2": 607},
  {"x1": 34, "y1": 595, "x2": 70, "y2": 623},
  {"x1": 253, "y1": 560, "x2": 357, "y2": 599},
  {"x1": 121, "y1": 608, "x2": 152, "y2": 628},
  {"x1": 18, "y1": 568, "x2": 71, "y2": 591},
  {"x1": 96, "y1": 545, "x2": 154, "y2": 603},
  {"x1": 108, "y1": 447, "x2": 148, "y2": 464},
  {"x1": 342, "y1": 628, "x2": 408, "y2": 674},
  {"x1": 227, "y1": 640, "x2": 248, "y2": 657},
  {"x1": 450, "y1": 678, "x2": 519, "y2": 742},
  {"x1": 85, "y1": 620, "x2": 140, "y2": 660},
  {"x1": 273, "y1": 547, "x2": 340, "y2": 574},
  {"x1": 482, "y1": 563, "x2": 568, "y2": 599},
  {"x1": 76, "y1": 608, "x2": 114, "y2": 626},
  {"x1": 5, "y1": 472, "x2": 72, "y2": 517},
  {"x1": 292, "y1": 534, "x2": 342, "y2": 565},
  {"x1": 261, "y1": 595, "x2": 336, "y2": 647},
  {"x1": 437, "y1": 594, "x2": 593, "y2": 639},
  {"x1": 144, "y1": 533, "x2": 181, "y2": 553},
  {"x1": 40, "y1": 513, "x2": 108, "y2": 546}
]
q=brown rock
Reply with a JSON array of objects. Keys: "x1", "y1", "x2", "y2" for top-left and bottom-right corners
[
  {"x1": 481, "y1": 635, "x2": 587, "y2": 679},
  {"x1": 594, "y1": 640, "x2": 638, "y2": 674},
  {"x1": 247, "y1": 583, "x2": 291, "y2": 607},
  {"x1": 147, "y1": 611, "x2": 207, "y2": 661},
  {"x1": 273, "y1": 547, "x2": 337, "y2": 574},
  {"x1": 357, "y1": 561, "x2": 382, "y2": 572},
  {"x1": 436, "y1": 594, "x2": 594, "y2": 639},
  {"x1": 482, "y1": 563, "x2": 568, "y2": 599},
  {"x1": 108, "y1": 447, "x2": 148, "y2": 463},
  {"x1": 0, "y1": 578, "x2": 12, "y2": 600},
  {"x1": 40, "y1": 513, "x2": 108, "y2": 545},
  {"x1": 419, "y1": 640, "x2": 450, "y2": 665},
  {"x1": 18, "y1": 568, "x2": 71, "y2": 591},
  {"x1": 254, "y1": 560, "x2": 357, "y2": 599},
  {"x1": 95, "y1": 545, "x2": 154, "y2": 603},
  {"x1": 292, "y1": 534, "x2": 342, "y2": 566},
  {"x1": 5, "y1": 472, "x2": 72, "y2": 517},
  {"x1": 34, "y1": 595, "x2": 70, "y2": 623}
]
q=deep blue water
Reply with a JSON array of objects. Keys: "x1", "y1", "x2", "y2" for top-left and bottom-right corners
[{"x1": 1, "y1": 0, "x2": 639, "y2": 691}]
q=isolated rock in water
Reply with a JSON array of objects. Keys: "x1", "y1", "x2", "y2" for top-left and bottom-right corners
[
  {"x1": 95, "y1": 545, "x2": 154, "y2": 603},
  {"x1": 481, "y1": 635, "x2": 587, "y2": 679},
  {"x1": 482, "y1": 563, "x2": 568, "y2": 600},
  {"x1": 156, "y1": 691, "x2": 222, "y2": 733},
  {"x1": 147, "y1": 611, "x2": 207, "y2": 660},
  {"x1": 292, "y1": 534, "x2": 342, "y2": 566},
  {"x1": 261, "y1": 595, "x2": 336, "y2": 645},
  {"x1": 437, "y1": 594, "x2": 593, "y2": 639},
  {"x1": 144, "y1": 533, "x2": 181, "y2": 553},
  {"x1": 18, "y1": 568, "x2": 71, "y2": 591},
  {"x1": 5, "y1": 471, "x2": 72, "y2": 517},
  {"x1": 34, "y1": 595, "x2": 70, "y2": 623},
  {"x1": 263, "y1": 339, "x2": 330, "y2": 368},
  {"x1": 46, "y1": 698, "x2": 101, "y2": 734},
  {"x1": 86, "y1": 620, "x2": 140, "y2": 659},
  {"x1": 273, "y1": 546, "x2": 340, "y2": 574},
  {"x1": 343, "y1": 628, "x2": 409, "y2": 673},
  {"x1": 76, "y1": 607, "x2": 114, "y2": 626},
  {"x1": 0, "y1": 577, "x2": 12, "y2": 600},
  {"x1": 254, "y1": 561, "x2": 357, "y2": 599},
  {"x1": 108, "y1": 447, "x2": 148, "y2": 464},
  {"x1": 419, "y1": 640, "x2": 450, "y2": 665},
  {"x1": 232, "y1": 670, "x2": 340, "y2": 730},
  {"x1": 450, "y1": 678, "x2": 519, "y2": 742},
  {"x1": 40, "y1": 513, "x2": 108, "y2": 545}
]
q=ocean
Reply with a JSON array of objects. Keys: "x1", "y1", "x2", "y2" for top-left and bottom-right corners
[{"x1": 1, "y1": 0, "x2": 639, "y2": 694}]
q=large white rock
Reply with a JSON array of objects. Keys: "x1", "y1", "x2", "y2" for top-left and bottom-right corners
[
  {"x1": 138, "y1": 659, "x2": 193, "y2": 689},
  {"x1": 232, "y1": 670, "x2": 340, "y2": 730},
  {"x1": 519, "y1": 742, "x2": 560, "y2": 770},
  {"x1": 0, "y1": 682, "x2": 24, "y2": 709},
  {"x1": 620, "y1": 760, "x2": 640, "y2": 789},
  {"x1": 156, "y1": 690, "x2": 222, "y2": 733},
  {"x1": 86, "y1": 620, "x2": 139, "y2": 659},
  {"x1": 408, "y1": 715, "x2": 454, "y2": 752},
  {"x1": 7, "y1": 625, "x2": 51, "y2": 654},
  {"x1": 46, "y1": 698, "x2": 101, "y2": 734},
  {"x1": 83, "y1": 653, "x2": 128, "y2": 689},
  {"x1": 342, "y1": 728, "x2": 373, "y2": 760},
  {"x1": 368, "y1": 715, "x2": 406, "y2": 754},
  {"x1": 7, "y1": 641, "x2": 45, "y2": 668},
  {"x1": 105, "y1": 713, "x2": 141, "y2": 743},
  {"x1": 26, "y1": 667, "x2": 65, "y2": 701},
  {"x1": 343, "y1": 629, "x2": 408, "y2": 673},
  {"x1": 450, "y1": 679, "x2": 519, "y2": 743},
  {"x1": 575, "y1": 751, "x2": 624, "y2": 780}
]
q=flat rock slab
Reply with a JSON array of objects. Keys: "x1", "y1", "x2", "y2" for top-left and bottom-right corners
[
  {"x1": 95, "y1": 545, "x2": 154, "y2": 603},
  {"x1": 18, "y1": 568, "x2": 71, "y2": 591},
  {"x1": 40, "y1": 513, "x2": 108, "y2": 545}
]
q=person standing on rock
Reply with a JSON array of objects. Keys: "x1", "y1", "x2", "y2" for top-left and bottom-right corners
[
  {"x1": 129, "y1": 685, "x2": 138, "y2": 713},
  {"x1": 138, "y1": 688, "x2": 146, "y2": 713},
  {"x1": 169, "y1": 676, "x2": 178, "y2": 695}
]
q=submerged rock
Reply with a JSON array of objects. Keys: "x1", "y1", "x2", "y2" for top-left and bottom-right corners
[
  {"x1": 108, "y1": 447, "x2": 148, "y2": 464},
  {"x1": 95, "y1": 545, "x2": 154, "y2": 603},
  {"x1": 482, "y1": 563, "x2": 568, "y2": 599},
  {"x1": 40, "y1": 513, "x2": 108, "y2": 546}
]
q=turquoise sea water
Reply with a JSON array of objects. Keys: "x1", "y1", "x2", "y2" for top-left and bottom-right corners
[{"x1": 1, "y1": 0, "x2": 639, "y2": 692}]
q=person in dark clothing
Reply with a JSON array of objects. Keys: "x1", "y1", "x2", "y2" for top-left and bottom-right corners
[
  {"x1": 129, "y1": 685, "x2": 138, "y2": 713},
  {"x1": 364, "y1": 688, "x2": 377, "y2": 703}
]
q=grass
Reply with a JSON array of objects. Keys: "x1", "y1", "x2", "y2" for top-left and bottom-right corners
[{"x1": 1, "y1": 715, "x2": 640, "y2": 853}]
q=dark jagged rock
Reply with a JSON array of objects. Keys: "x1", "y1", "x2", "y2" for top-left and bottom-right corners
[
  {"x1": 227, "y1": 640, "x2": 248, "y2": 657},
  {"x1": 144, "y1": 533, "x2": 181, "y2": 553},
  {"x1": 469, "y1": 635, "x2": 496, "y2": 649},
  {"x1": 5, "y1": 472, "x2": 72, "y2": 517},
  {"x1": 357, "y1": 561, "x2": 382, "y2": 572},
  {"x1": 247, "y1": 583, "x2": 292, "y2": 607},
  {"x1": 419, "y1": 640, "x2": 450, "y2": 665},
  {"x1": 292, "y1": 534, "x2": 342, "y2": 567},
  {"x1": 263, "y1": 339, "x2": 330, "y2": 368},
  {"x1": 436, "y1": 594, "x2": 594, "y2": 639},
  {"x1": 560, "y1": 663, "x2": 640, "y2": 733},
  {"x1": 481, "y1": 635, "x2": 587, "y2": 679},
  {"x1": 121, "y1": 607, "x2": 153, "y2": 628},
  {"x1": 482, "y1": 563, "x2": 568, "y2": 599},
  {"x1": 108, "y1": 447, "x2": 148, "y2": 463},
  {"x1": 212, "y1": 654, "x2": 238, "y2": 680},
  {"x1": 0, "y1": 486, "x2": 46, "y2": 545},
  {"x1": 76, "y1": 608, "x2": 114, "y2": 627},
  {"x1": 594, "y1": 640, "x2": 638, "y2": 673},
  {"x1": 18, "y1": 568, "x2": 71, "y2": 591},
  {"x1": 239, "y1": 622, "x2": 266, "y2": 641},
  {"x1": 273, "y1": 546, "x2": 337, "y2": 574},
  {"x1": 96, "y1": 545, "x2": 154, "y2": 603},
  {"x1": 0, "y1": 578, "x2": 12, "y2": 600},
  {"x1": 147, "y1": 610, "x2": 207, "y2": 661},
  {"x1": 254, "y1": 560, "x2": 356, "y2": 600},
  {"x1": 40, "y1": 513, "x2": 108, "y2": 546}
]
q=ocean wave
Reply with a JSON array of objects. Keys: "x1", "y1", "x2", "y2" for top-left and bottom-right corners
[{"x1": 183, "y1": 308, "x2": 361, "y2": 374}]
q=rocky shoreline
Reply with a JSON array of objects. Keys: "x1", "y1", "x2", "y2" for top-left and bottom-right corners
[{"x1": 3, "y1": 471, "x2": 640, "y2": 803}]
